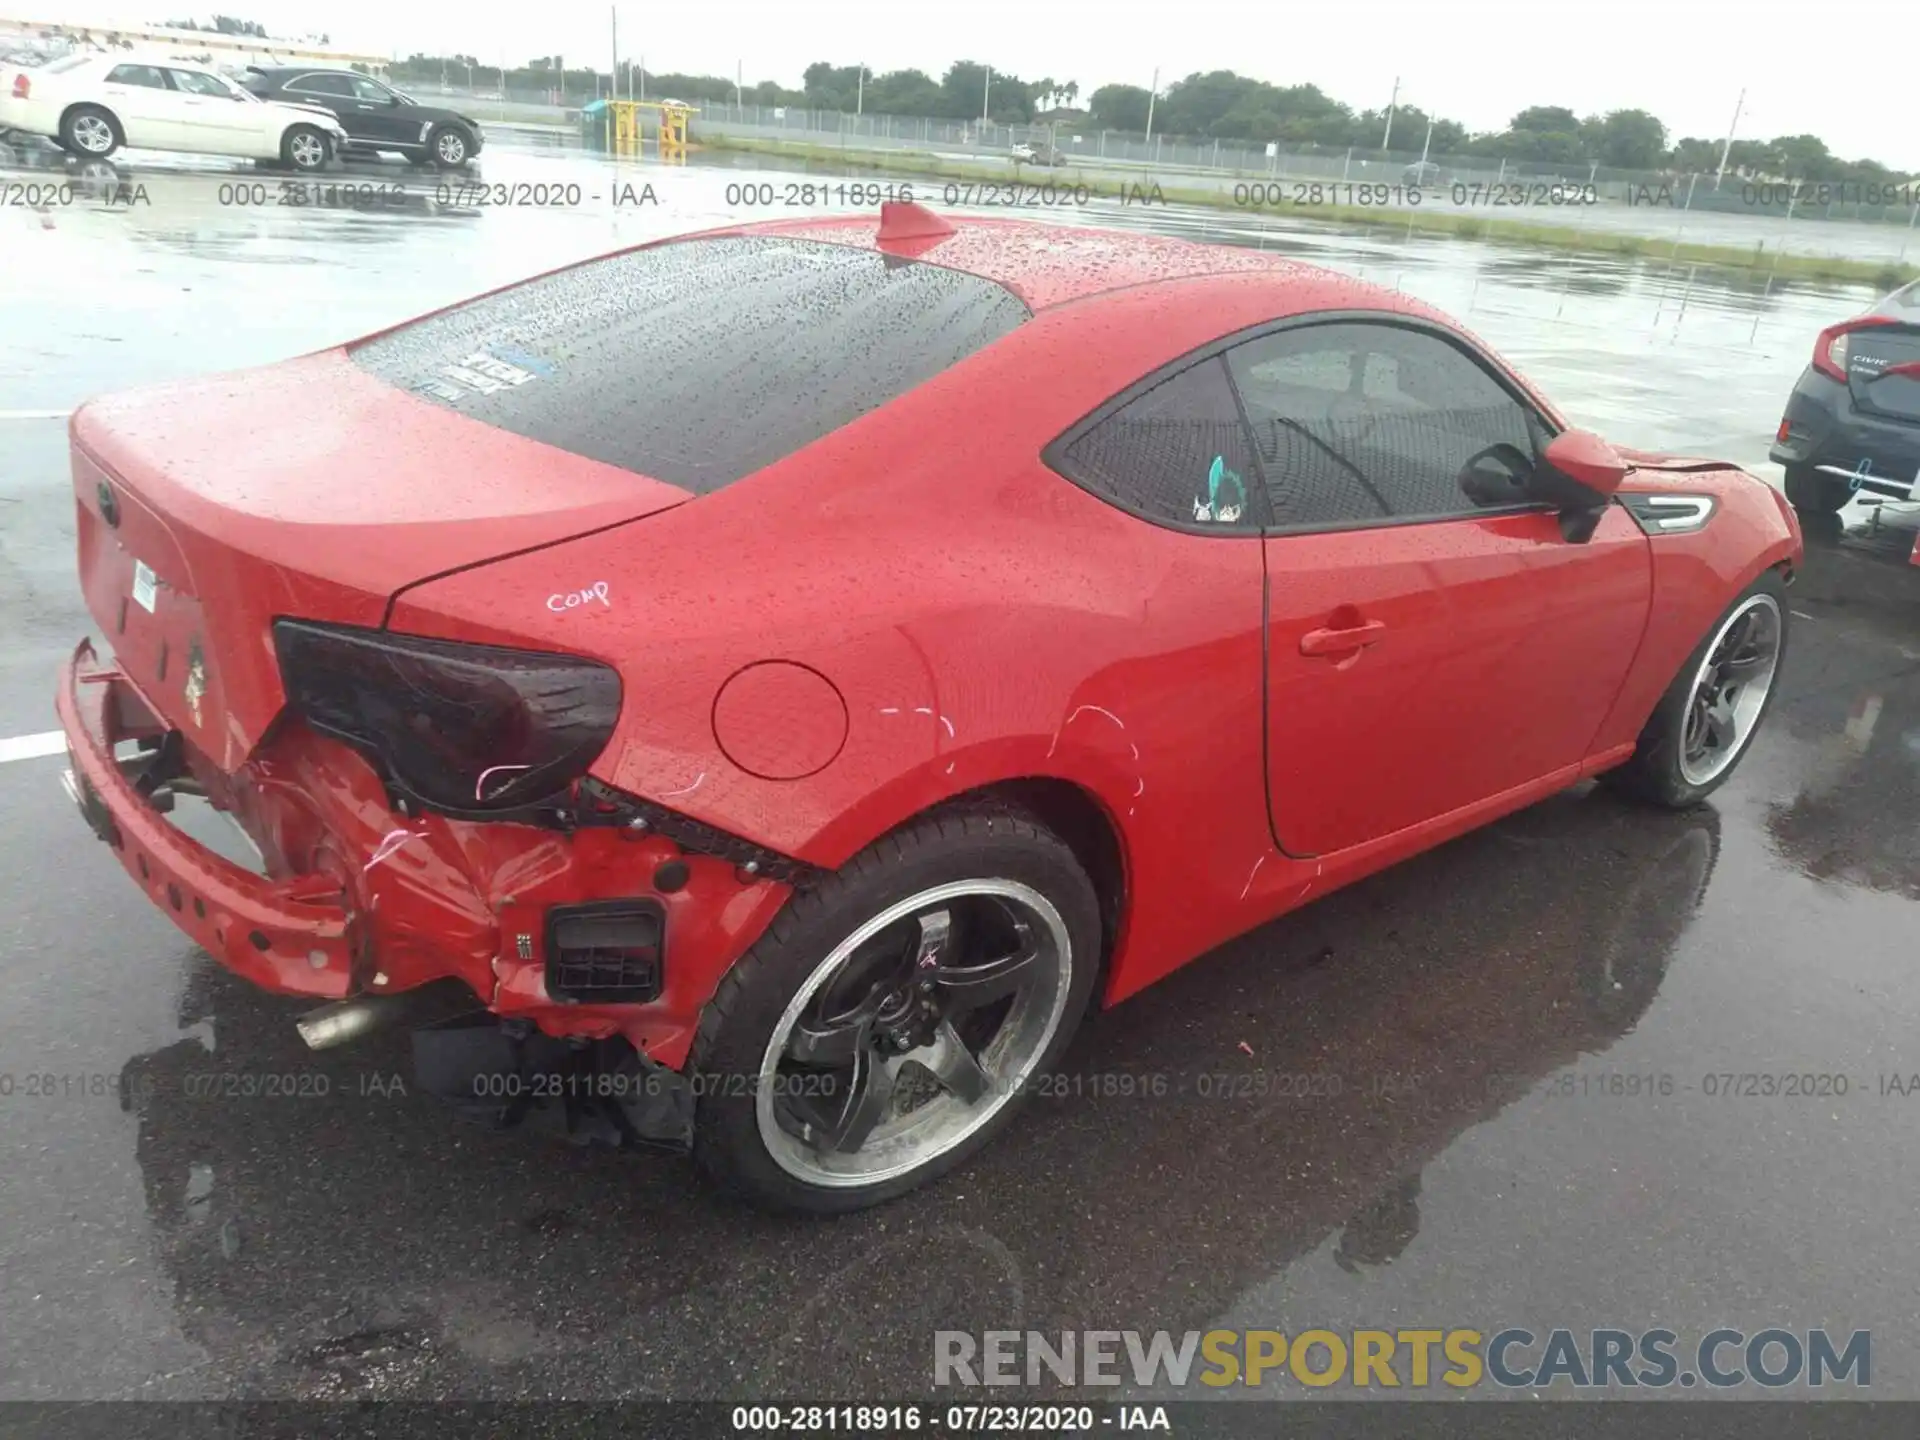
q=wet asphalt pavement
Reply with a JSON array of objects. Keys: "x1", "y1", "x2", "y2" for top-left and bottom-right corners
[{"x1": 2, "y1": 141, "x2": 1919, "y2": 1406}]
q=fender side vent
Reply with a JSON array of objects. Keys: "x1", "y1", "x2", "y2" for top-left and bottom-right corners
[{"x1": 545, "y1": 901, "x2": 664, "y2": 1004}]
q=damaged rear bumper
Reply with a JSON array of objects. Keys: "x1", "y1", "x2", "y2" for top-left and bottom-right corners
[
  {"x1": 55, "y1": 638, "x2": 795, "y2": 1074},
  {"x1": 57, "y1": 639, "x2": 359, "y2": 997}
]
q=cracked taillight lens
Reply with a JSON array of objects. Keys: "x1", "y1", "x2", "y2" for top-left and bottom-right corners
[{"x1": 274, "y1": 620, "x2": 620, "y2": 814}]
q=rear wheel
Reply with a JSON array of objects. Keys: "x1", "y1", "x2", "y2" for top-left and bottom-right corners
[
  {"x1": 691, "y1": 808, "x2": 1100, "y2": 1214},
  {"x1": 60, "y1": 105, "x2": 120, "y2": 159},
  {"x1": 281, "y1": 124, "x2": 331, "y2": 172},
  {"x1": 1783, "y1": 464, "x2": 1851, "y2": 514},
  {"x1": 1600, "y1": 570, "x2": 1789, "y2": 808}
]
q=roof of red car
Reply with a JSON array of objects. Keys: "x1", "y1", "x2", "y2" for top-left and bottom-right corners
[{"x1": 724, "y1": 209, "x2": 1343, "y2": 312}]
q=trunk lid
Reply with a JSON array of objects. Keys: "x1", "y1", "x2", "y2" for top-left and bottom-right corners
[
  {"x1": 72, "y1": 348, "x2": 690, "y2": 770},
  {"x1": 1845, "y1": 323, "x2": 1920, "y2": 425}
]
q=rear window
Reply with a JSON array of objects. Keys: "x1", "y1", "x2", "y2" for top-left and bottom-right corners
[{"x1": 350, "y1": 235, "x2": 1031, "y2": 493}]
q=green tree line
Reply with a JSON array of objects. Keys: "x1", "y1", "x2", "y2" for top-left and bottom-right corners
[{"x1": 385, "y1": 54, "x2": 1908, "y2": 183}]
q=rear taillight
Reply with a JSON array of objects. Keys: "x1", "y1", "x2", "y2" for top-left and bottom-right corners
[
  {"x1": 10, "y1": 74, "x2": 28, "y2": 100},
  {"x1": 1812, "y1": 315, "x2": 1897, "y2": 381},
  {"x1": 273, "y1": 620, "x2": 620, "y2": 815}
]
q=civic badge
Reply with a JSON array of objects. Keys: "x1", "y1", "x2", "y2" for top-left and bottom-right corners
[{"x1": 183, "y1": 639, "x2": 206, "y2": 729}]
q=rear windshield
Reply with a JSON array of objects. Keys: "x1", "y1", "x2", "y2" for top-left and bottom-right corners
[{"x1": 350, "y1": 234, "x2": 1031, "y2": 493}]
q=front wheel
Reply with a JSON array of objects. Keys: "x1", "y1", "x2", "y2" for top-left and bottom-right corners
[
  {"x1": 427, "y1": 126, "x2": 471, "y2": 168},
  {"x1": 281, "y1": 124, "x2": 332, "y2": 172},
  {"x1": 1783, "y1": 464, "x2": 1851, "y2": 515},
  {"x1": 691, "y1": 808, "x2": 1101, "y2": 1214},
  {"x1": 1600, "y1": 570, "x2": 1789, "y2": 808}
]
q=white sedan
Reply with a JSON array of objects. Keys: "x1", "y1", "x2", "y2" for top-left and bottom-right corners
[{"x1": 0, "y1": 52, "x2": 348, "y2": 169}]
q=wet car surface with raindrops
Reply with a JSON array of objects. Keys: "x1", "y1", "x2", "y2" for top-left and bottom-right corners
[{"x1": 2, "y1": 140, "x2": 1919, "y2": 1401}]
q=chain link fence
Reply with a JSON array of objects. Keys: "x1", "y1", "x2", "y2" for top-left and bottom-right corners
[{"x1": 401, "y1": 82, "x2": 1920, "y2": 234}]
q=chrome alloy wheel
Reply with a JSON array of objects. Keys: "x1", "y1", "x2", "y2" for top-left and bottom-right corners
[
  {"x1": 1679, "y1": 592, "x2": 1783, "y2": 787},
  {"x1": 756, "y1": 879, "x2": 1072, "y2": 1188},
  {"x1": 287, "y1": 129, "x2": 329, "y2": 170},
  {"x1": 70, "y1": 113, "x2": 115, "y2": 154}
]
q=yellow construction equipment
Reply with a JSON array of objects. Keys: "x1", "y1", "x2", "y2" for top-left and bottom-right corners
[{"x1": 608, "y1": 99, "x2": 696, "y2": 160}]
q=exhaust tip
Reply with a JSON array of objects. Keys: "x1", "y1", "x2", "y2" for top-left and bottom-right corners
[{"x1": 297, "y1": 996, "x2": 402, "y2": 1051}]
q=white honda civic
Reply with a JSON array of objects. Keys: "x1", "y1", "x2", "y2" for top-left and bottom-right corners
[{"x1": 0, "y1": 51, "x2": 349, "y2": 170}]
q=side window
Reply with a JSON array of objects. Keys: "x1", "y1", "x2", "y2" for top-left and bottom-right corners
[
  {"x1": 105, "y1": 65, "x2": 170, "y2": 89},
  {"x1": 289, "y1": 73, "x2": 354, "y2": 96},
  {"x1": 1227, "y1": 323, "x2": 1546, "y2": 529},
  {"x1": 351, "y1": 76, "x2": 395, "y2": 103},
  {"x1": 1056, "y1": 358, "x2": 1261, "y2": 531},
  {"x1": 166, "y1": 69, "x2": 232, "y2": 98}
]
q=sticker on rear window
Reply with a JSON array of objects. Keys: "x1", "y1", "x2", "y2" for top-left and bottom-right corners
[
  {"x1": 131, "y1": 560, "x2": 158, "y2": 613},
  {"x1": 1193, "y1": 455, "x2": 1247, "y2": 523},
  {"x1": 415, "y1": 348, "x2": 551, "y2": 404}
]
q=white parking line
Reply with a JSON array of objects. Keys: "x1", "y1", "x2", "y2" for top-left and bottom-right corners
[
  {"x1": 0, "y1": 731, "x2": 66, "y2": 763},
  {"x1": 0, "y1": 410, "x2": 71, "y2": 420}
]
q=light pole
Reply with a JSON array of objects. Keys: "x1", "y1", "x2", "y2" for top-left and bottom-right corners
[
  {"x1": 735, "y1": 60, "x2": 742, "y2": 107},
  {"x1": 1381, "y1": 75, "x2": 1399, "y2": 152},
  {"x1": 1714, "y1": 88, "x2": 1745, "y2": 190},
  {"x1": 982, "y1": 65, "x2": 991, "y2": 124},
  {"x1": 856, "y1": 63, "x2": 865, "y2": 116},
  {"x1": 1419, "y1": 114, "x2": 1433, "y2": 168},
  {"x1": 1144, "y1": 64, "x2": 1158, "y2": 145}
]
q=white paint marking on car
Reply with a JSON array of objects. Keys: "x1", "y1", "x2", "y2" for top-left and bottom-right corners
[
  {"x1": 546, "y1": 581, "x2": 611, "y2": 612},
  {"x1": 0, "y1": 731, "x2": 66, "y2": 764}
]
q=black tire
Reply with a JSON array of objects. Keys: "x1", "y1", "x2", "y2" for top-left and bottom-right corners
[
  {"x1": 59, "y1": 104, "x2": 121, "y2": 159},
  {"x1": 690, "y1": 806, "x2": 1102, "y2": 1214},
  {"x1": 427, "y1": 125, "x2": 471, "y2": 169},
  {"x1": 1599, "y1": 569, "x2": 1790, "y2": 808},
  {"x1": 281, "y1": 124, "x2": 332, "y2": 172},
  {"x1": 1783, "y1": 464, "x2": 1850, "y2": 515}
]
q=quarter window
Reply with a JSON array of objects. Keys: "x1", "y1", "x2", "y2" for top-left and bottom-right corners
[
  {"x1": 1226, "y1": 323, "x2": 1546, "y2": 528},
  {"x1": 1055, "y1": 358, "x2": 1261, "y2": 531}
]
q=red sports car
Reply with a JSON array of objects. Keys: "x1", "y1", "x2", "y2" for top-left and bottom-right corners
[{"x1": 57, "y1": 202, "x2": 1803, "y2": 1212}]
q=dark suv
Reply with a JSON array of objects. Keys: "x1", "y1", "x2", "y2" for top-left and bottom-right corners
[{"x1": 240, "y1": 67, "x2": 482, "y2": 168}]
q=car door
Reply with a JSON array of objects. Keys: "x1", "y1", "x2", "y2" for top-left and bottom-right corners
[
  {"x1": 161, "y1": 67, "x2": 257, "y2": 155},
  {"x1": 100, "y1": 63, "x2": 187, "y2": 150},
  {"x1": 1228, "y1": 317, "x2": 1652, "y2": 856},
  {"x1": 347, "y1": 74, "x2": 423, "y2": 148}
]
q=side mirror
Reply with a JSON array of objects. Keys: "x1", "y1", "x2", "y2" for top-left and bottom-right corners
[{"x1": 1535, "y1": 429, "x2": 1631, "y2": 542}]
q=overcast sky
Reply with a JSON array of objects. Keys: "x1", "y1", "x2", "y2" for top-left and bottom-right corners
[{"x1": 39, "y1": 0, "x2": 1920, "y2": 169}]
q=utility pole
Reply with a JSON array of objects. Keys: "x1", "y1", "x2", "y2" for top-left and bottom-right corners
[
  {"x1": 982, "y1": 65, "x2": 991, "y2": 123},
  {"x1": 1419, "y1": 114, "x2": 1433, "y2": 167},
  {"x1": 1144, "y1": 65, "x2": 1158, "y2": 145},
  {"x1": 1381, "y1": 75, "x2": 1399, "y2": 152},
  {"x1": 1714, "y1": 87, "x2": 1745, "y2": 190},
  {"x1": 857, "y1": 63, "x2": 865, "y2": 115},
  {"x1": 735, "y1": 60, "x2": 742, "y2": 106}
]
